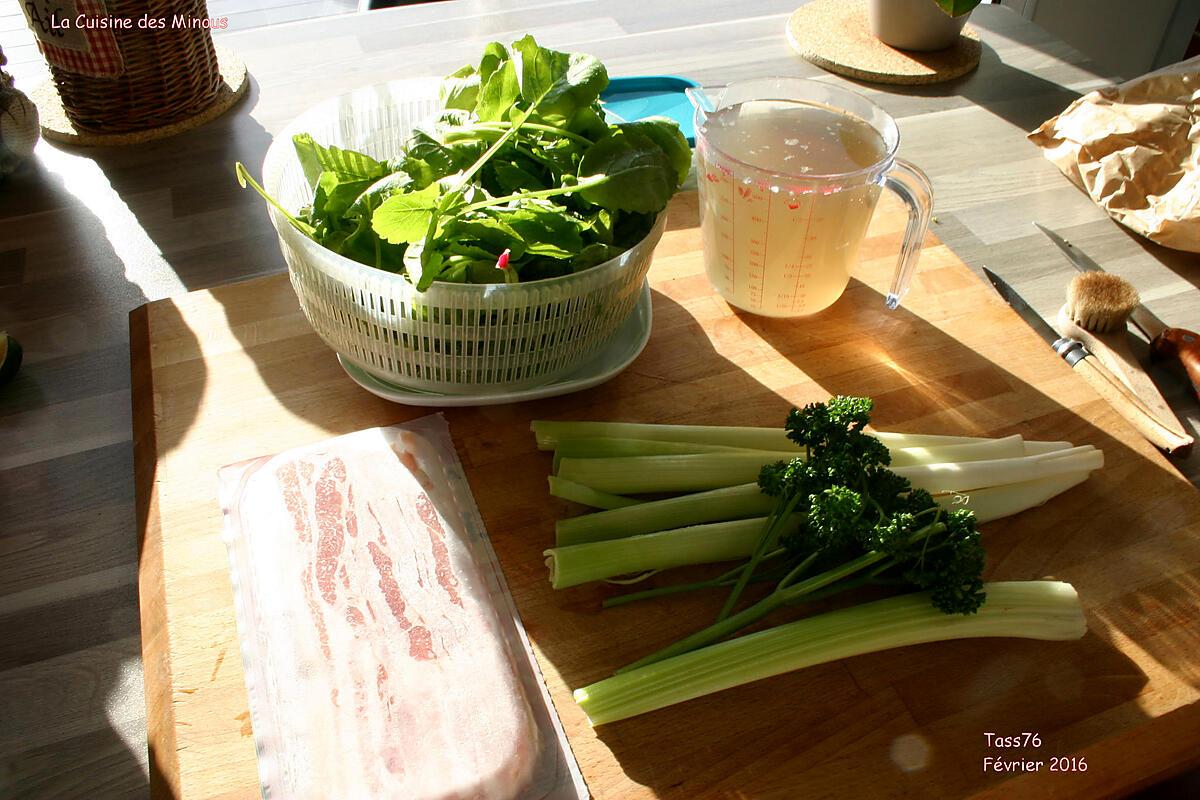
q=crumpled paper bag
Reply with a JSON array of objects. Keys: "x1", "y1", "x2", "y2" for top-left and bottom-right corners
[{"x1": 1029, "y1": 55, "x2": 1200, "y2": 252}]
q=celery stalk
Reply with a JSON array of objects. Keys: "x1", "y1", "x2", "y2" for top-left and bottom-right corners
[
  {"x1": 531, "y1": 419, "x2": 1012, "y2": 452},
  {"x1": 532, "y1": 420, "x2": 800, "y2": 451},
  {"x1": 557, "y1": 452, "x2": 776, "y2": 494},
  {"x1": 574, "y1": 581, "x2": 1086, "y2": 725},
  {"x1": 553, "y1": 439, "x2": 786, "y2": 473},
  {"x1": 556, "y1": 483, "x2": 774, "y2": 546},
  {"x1": 935, "y1": 471, "x2": 1091, "y2": 523},
  {"x1": 894, "y1": 447, "x2": 1103, "y2": 494},
  {"x1": 548, "y1": 476, "x2": 642, "y2": 510},
  {"x1": 545, "y1": 516, "x2": 800, "y2": 589},
  {"x1": 889, "y1": 435, "x2": 1024, "y2": 467}
]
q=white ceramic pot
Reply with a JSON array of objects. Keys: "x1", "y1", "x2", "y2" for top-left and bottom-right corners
[{"x1": 868, "y1": 0, "x2": 970, "y2": 51}]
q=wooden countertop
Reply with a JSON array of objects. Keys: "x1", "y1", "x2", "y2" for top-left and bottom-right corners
[{"x1": 133, "y1": 189, "x2": 1200, "y2": 798}]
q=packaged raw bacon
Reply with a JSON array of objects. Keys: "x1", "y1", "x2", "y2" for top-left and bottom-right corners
[{"x1": 218, "y1": 414, "x2": 587, "y2": 799}]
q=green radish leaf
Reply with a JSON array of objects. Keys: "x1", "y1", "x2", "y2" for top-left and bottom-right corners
[
  {"x1": 314, "y1": 172, "x2": 375, "y2": 220},
  {"x1": 498, "y1": 201, "x2": 585, "y2": 257},
  {"x1": 586, "y1": 208, "x2": 616, "y2": 244},
  {"x1": 349, "y1": 171, "x2": 413, "y2": 217},
  {"x1": 476, "y1": 58, "x2": 521, "y2": 122},
  {"x1": 617, "y1": 117, "x2": 692, "y2": 186},
  {"x1": 293, "y1": 133, "x2": 387, "y2": 187},
  {"x1": 441, "y1": 214, "x2": 527, "y2": 257},
  {"x1": 493, "y1": 161, "x2": 546, "y2": 194},
  {"x1": 415, "y1": 248, "x2": 445, "y2": 291},
  {"x1": 579, "y1": 131, "x2": 676, "y2": 213},
  {"x1": 440, "y1": 63, "x2": 479, "y2": 111},
  {"x1": 372, "y1": 183, "x2": 442, "y2": 245},
  {"x1": 567, "y1": 105, "x2": 610, "y2": 141},
  {"x1": 573, "y1": 242, "x2": 621, "y2": 271},
  {"x1": 934, "y1": 0, "x2": 982, "y2": 16},
  {"x1": 510, "y1": 35, "x2": 608, "y2": 121},
  {"x1": 477, "y1": 41, "x2": 510, "y2": 84}
]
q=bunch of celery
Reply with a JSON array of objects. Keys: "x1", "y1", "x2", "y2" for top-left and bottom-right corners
[{"x1": 534, "y1": 398, "x2": 1097, "y2": 724}]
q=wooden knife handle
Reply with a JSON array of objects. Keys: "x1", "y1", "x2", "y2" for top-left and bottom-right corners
[
  {"x1": 1149, "y1": 328, "x2": 1200, "y2": 399},
  {"x1": 1072, "y1": 354, "x2": 1194, "y2": 457},
  {"x1": 1056, "y1": 307, "x2": 1189, "y2": 440}
]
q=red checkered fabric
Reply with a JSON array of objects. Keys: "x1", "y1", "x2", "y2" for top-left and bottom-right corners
[{"x1": 22, "y1": 0, "x2": 125, "y2": 78}]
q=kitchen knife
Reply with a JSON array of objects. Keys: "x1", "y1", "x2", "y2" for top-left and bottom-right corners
[
  {"x1": 983, "y1": 267, "x2": 1193, "y2": 456},
  {"x1": 1035, "y1": 223, "x2": 1200, "y2": 398}
]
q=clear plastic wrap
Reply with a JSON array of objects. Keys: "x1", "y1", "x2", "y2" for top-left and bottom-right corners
[{"x1": 218, "y1": 413, "x2": 587, "y2": 799}]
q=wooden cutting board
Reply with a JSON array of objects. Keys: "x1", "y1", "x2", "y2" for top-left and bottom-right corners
[{"x1": 132, "y1": 191, "x2": 1200, "y2": 799}]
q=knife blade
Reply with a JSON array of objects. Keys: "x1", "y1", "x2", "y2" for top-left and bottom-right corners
[
  {"x1": 982, "y1": 267, "x2": 1193, "y2": 456},
  {"x1": 1034, "y1": 222, "x2": 1200, "y2": 400},
  {"x1": 982, "y1": 268, "x2": 1084, "y2": 361},
  {"x1": 1033, "y1": 222, "x2": 1168, "y2": 339}
]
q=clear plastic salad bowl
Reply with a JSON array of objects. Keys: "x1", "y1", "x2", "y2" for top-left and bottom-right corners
[{"x1": 261, "y1": 78, "x2": 666, "y2": 395}]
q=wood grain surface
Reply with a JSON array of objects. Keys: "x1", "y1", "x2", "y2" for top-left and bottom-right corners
[
  {"x1": 132, "y1": 190, "x2": 1200, "y2": 799},
  {"x1": 3, "y1": 2, "x2": 1200, "y2": 798}
]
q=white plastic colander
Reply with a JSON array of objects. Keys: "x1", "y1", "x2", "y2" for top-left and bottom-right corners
[{"x1": 261, "y1": 79, "x2": 665, "y2": 395}]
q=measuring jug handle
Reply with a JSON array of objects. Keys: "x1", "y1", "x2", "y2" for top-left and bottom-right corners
[{"x1": 882, "y1": 158, "x2": 934, "y2": 310}]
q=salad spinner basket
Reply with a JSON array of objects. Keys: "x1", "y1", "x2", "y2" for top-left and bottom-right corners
[{"x1": 261, "y1": 79, "x2": 665, "y2": 394}]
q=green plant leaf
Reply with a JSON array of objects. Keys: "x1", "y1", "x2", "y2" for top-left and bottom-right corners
[
  {"x1": 314, "y1": 171, "x2": 375, "y2": 220},
  {"x1": 371, "y1": 183, "x2": 442, "y2": 245},
  {"x1": 578, "y1": 131, "x2": 676, "y2": 213},
  {"x1": 293, "y1": 133, "x2": 386, "y2": 187},
  {"x1": 415, "y1": 248, "x2": 445, "y2": 291},
  {"x1": 617, "y1": 117, "x2": 692, "y2": 185},
  {"x1": 477, "y1": 41, "x2": 510, "y2": 84},
  {"x1": 476, "y1": 58, "x2": 521, "y2": 122},
  {"x1": 500, "y1": 202, "x2": 584, "y2": 258},
  {"x1": 348, "y1": 170, "x2": 413, "y2": 217},
  {"x1": 440, "y1": 63, "x2": 479, "y2": 111},
  {"x1": 934, "y1": 0, "x2": 982, "y2": 16},
  {"x1": 510, "y1": 35, "x2": 608, "y2": 121},
  {"x1": 573, "y1": 242, "x2": 621, "y2": 271},
  {"x1": 493, "y1": 161, "x2": 546, "y2": 194},
  {"x1": 441, "y1": 214, "x2": 527, "y2": 257},
  {"x1": 567, "y1": 105, "x2": 610, "y2": 141}
]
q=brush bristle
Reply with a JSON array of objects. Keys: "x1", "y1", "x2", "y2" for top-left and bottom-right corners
[{"x1": 1065, "y1": 272, "x2": 1140, "y2": 333}]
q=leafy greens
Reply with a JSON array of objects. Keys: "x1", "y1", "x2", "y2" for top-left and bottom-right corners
[{"x1": 236, "y1": 36, "x2": 690, "y2": 290}]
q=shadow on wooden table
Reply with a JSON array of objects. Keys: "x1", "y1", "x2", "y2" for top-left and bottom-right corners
[
  {"x1": 75, "y1": 80, "x2": 277, "y2": 799},
  {"x1": 0, "y1": 158, "x2": 161, "y2": 798},
  {"x1": 847, "y1": 40, "x2": 1084, "y2": 134}
]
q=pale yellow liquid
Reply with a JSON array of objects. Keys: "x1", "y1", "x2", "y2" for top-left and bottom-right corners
[{"x1": 697, "y1": 100, "x2": 887, "y2": 316}]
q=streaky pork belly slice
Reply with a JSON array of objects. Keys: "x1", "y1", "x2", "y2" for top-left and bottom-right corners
[{"x1": 224, "y1": 426, "x2": 540, "y2": 799}]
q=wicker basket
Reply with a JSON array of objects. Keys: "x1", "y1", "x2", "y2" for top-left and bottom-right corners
[
  {"x1": 47, "y1": 0, "x2": 224, "y2": 132},
  {"x1": 261, "y1": 79, "x2": 665, "y2": 395}
]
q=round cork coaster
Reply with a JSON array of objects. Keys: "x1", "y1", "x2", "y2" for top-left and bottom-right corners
[
  {"x1": 787, "y1": 0, "x2": 981, "y2": 86},
  {"x1": 33, "y1": 44, "x2": 249, "y2": 146}
]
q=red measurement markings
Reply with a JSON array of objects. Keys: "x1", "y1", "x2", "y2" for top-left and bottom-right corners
[
  {"x1": 415, "y1": 493, "x2": 462, "y2": 607},
  {"x1": 794, "y1": 197, "x2": 816, "y2": 313},
  {"x1": 730, "y1": 174, "x2": 737, "y2": 294}
]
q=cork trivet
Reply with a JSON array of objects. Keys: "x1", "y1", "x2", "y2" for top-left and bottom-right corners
[
  {"x1": 787, "y1": 0, "x2": 981, "y2": 86},
  {"x1": 33, "y1": 44, "x2": 249, "y2": 146}
]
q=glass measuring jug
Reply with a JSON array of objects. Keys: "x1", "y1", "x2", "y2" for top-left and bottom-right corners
[{"x1": 690, "y1": 78, "x2": 933, "y2": 317}]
